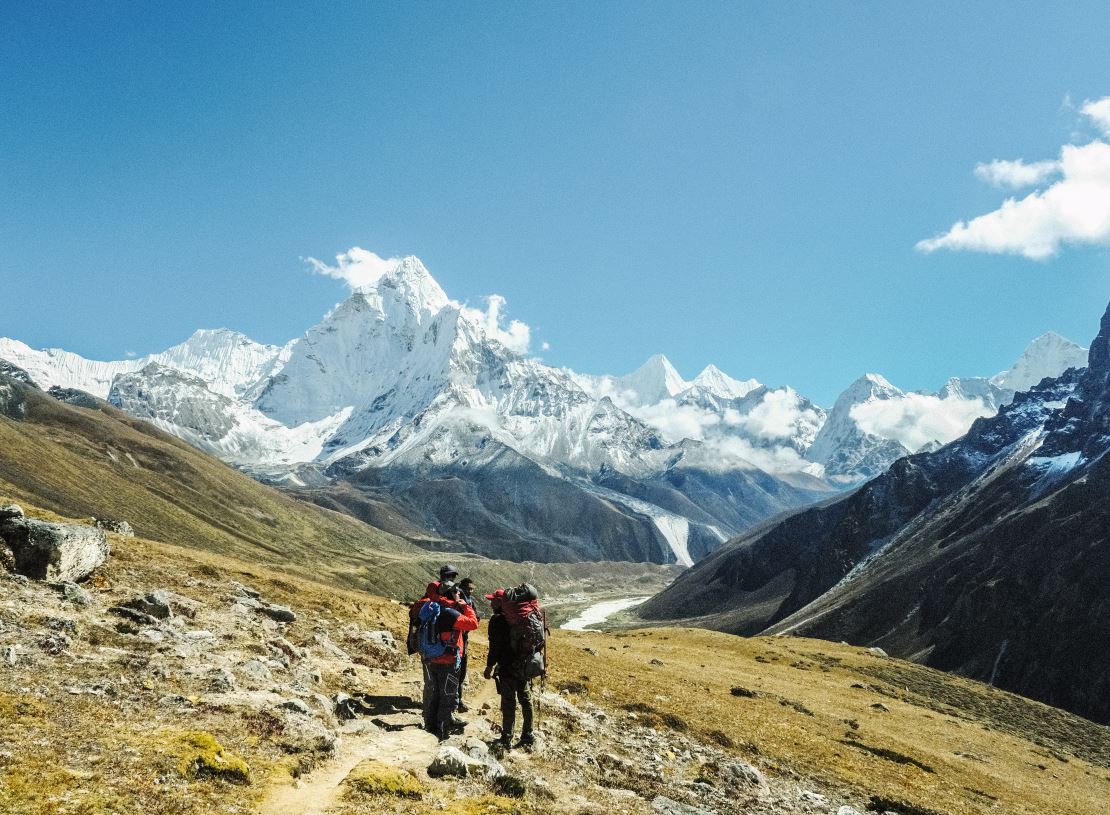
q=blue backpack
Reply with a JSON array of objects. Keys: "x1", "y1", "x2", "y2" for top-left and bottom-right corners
[{"x1": 417, "y1": 601, "x2": 458, "y2": 663}]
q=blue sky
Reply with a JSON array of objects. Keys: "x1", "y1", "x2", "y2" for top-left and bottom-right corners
[{"x1": 2, "y1": 3, "x2": 1109, "y2": 404}]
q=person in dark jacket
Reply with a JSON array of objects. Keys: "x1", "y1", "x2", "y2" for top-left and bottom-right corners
[
  {"x1": 483, "y1": 588, "x2": 534, "y2": 749},
  {"x1": 456, "y1": 577, "x2": 479, "y2": 713},
  {"x1": 420, "y1": 582, "x2": 478, "y2": 740}
]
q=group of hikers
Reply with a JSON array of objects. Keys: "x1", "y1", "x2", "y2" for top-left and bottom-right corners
[{"x1": 407, "y1": 564, "x2": 548, "y2": 749}]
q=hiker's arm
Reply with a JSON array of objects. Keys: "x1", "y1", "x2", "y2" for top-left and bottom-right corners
[{"x1": 455, "y1": 602, "x2": 478, "y2": 632}]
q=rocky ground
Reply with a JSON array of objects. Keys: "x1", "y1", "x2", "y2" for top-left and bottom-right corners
[{"x1": 2, "y1": 502, "x2": 1108, "y2": 815}]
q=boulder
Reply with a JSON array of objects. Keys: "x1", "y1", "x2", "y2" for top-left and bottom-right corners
[
  {"x1": 427, "y1": 746, "x2": 471, "y2": 779},
  {"x1": 426, "y1": 741, "x2": 505, "y2": 779},
  {"x1": 0, "y1": 514, "x2": 109, "y2": 582},
  {"x1": 276, "y1": 711, "x2": 336, "y2": 753},
  {"x1": 207, "y1": 666, "x2": 237, "y2": 693},
  {"x1": 94, "y1": 518, "x2": 134, "y2": 537},
  {"x1": 54, "y1": 581, "x2": 93, "y2": 607},
  {"x1": 109, "y1": 606, "x2": 161, "y2": 627},
  {"x1": 121, "y1": 589, "x2": 173, "y2": 619},
  {"x1": 721, "y1": 760, "x2": 767, "y2": 791}
]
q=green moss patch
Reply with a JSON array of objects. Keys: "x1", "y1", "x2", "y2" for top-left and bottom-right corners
[
  {"x1": 342, "y1": 759, "x2": 424, "y2": 799},
  {"x1": 176, "y1": 731, "x2": 250, "y2": 784}
]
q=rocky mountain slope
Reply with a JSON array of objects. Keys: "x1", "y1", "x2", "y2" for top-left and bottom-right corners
[
  {"x1": 2, "y1": 500, "x2": 1107, "y2": 815},
  {"x1": 0, "y1": 257, "x2": 1086, "y2": 564},
  {"x1": 639, "y1": 304, "x2": 1110, "y2": 724}
]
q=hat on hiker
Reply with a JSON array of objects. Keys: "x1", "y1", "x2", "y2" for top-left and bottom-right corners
[
  {"x1": 484, "y1": 588, "x2": 506, "y2": 601},
  {"x1": 439, "y1": 564, "x2": 459, "y2": 579}
]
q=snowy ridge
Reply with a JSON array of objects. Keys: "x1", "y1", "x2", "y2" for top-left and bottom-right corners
[{"x1": 0, "y1": 253, "x2": 1091, "y2": 534}]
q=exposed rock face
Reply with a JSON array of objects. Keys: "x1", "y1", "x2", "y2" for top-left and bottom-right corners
[
  {"x1": 47, "y1": 386, "x2": 103, "y2": 410},
  {"x1": 642, "y1": 303, "x2": 1110, "y2": 724},
  {"x1": 0, "y1": 360, "x2": 38, "y2": 388},
  {"x1": 0, "y1": 508, "x2": 109, "y2": 582}
]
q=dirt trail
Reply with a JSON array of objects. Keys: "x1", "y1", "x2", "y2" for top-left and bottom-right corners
[{"x1": 258, "y1": 674, "x2": 501, "y2": 815}]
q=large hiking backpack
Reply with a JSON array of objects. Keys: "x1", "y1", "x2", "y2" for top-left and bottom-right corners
[
  {"x1": 416, "y1": 601, "x2": 457, "y2": 663},
  {"x1": 508, "y1": 605, "x2": 547, "y2": 679}
]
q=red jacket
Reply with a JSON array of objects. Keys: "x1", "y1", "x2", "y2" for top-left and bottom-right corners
[{"x1": 428, "y1": 600, "x2": 478, "y2": 665}]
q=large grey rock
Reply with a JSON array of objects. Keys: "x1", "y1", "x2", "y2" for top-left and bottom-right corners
[
  {"x1": 0, "y1": 515, "x2": 109, "y2": 582},
  {"x1": 121, "y1": 589, "x2": 173, "y2": 619},
  {"x1": 276, "y1": 711, "x2": 336, "y2": 753},
  {"x1": 426, "y1": 742, "x2": 505, "y2": 779},
  {"x1": 721, "y1": 760, "x2": 767, "y2": 791},
  {"x1": 94, "y1": 518, "x2": 135, "y2": 538},
  {"x1": 427, "y1": 746, "x2": 471, "y2": 778},
  {"x1": 55, "y1": 581, "x2": 93, "y2": 607}
]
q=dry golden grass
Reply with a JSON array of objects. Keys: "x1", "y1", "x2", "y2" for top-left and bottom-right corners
[{"x1": 545, "y1": 627, "x2": 1110, "y2": 815}]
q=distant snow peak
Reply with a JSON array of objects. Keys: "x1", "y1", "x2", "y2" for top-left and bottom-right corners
[
  {"x1": 992, "y1": 331, "x2": 1088, "y2": 392},
  {"x1": 619, "y1": 354, "x2": 688, "y2": 406},
  {"x1": 691, "y1": 364, "x2": 762, "y2": 400}
]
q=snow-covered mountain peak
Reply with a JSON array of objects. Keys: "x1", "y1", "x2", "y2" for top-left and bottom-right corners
[
  {"x1": 617, "y1": 354, "x2": 688, "y2": 406},
  {"x1": 348, "y1": 255, "x2": 451, "y2": 326},
  {"x1": 690, "y1": 364, "x2": 762, "y2": 400},
  {"x1": 839, "y1": 373, "x2": 903, "y2": 404},
  {"x1": 991, "y1": 331, "x2": 1088, "y2": 392}
]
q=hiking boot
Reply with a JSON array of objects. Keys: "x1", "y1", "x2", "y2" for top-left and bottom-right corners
[
  {"x1": 447, "y1": 719, "x2": 466, "y2": 734},
  {"x1": 456, "y1": 702, "x2": 470, "y2": 713},
  {"x1": 494, "y1": 737, "x2": 512, "y2": 753},
  {"x1": 515, "y1": 732, "x2": 535, "y2": 749}
]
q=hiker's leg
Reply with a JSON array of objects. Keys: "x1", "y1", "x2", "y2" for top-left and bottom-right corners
[
  {"x1": 422, "y1": 660, "x2": 435, "y2": 730},
  {"x1": 518, "y1": 679, "x2": 534, "y2": 737},
  {"x1": 499, "y1": 679, "x2": 517, "y2": 741},
  {"x1": 457, "y1": 652, "x2": 468, "y2": 709},
  {"x1": 435, "y1": 665, "x2": 459, "y2": 737}
]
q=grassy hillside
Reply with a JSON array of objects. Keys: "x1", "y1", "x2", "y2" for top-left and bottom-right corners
[{"x1": 1, "y1": 503, "x2": 1106, "y2": 815}]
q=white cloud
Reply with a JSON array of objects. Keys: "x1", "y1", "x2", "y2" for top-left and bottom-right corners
[
  {"x1": 306, "y1": 247, "x2": 401, "y2": 288},
  {"x1": 1082, "y1": 97, "x2": 1110, "y2": 136},
  {"x1": 722, "y1": 387, "x2": 822, "y2": 442},
  {"x1": 461, "y1": 294, "x2": 532, "y2": 355},
  {"x1": 622, "y1": 390, "x2": 820, "y2": 475},
  {"x1": 918, "y1": 97, "x2": 1110, "y2": 259},
  {"x1": 973, "y1": 158, "x2": 1060, "y2": 188},
  {"x1": 125, "y1": 350, "x2": 137, "y2": 359},
  {"x1": 627, "y1": 399, "x2": 721, "y2": 442},
  {"x1": 850, "y1": 393, "x2": 993, "y2": 453}
]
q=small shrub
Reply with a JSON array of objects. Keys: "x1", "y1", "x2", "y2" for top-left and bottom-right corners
[
  {"x1": 706, "y1": 729, "x2": 735, "y2": 748},
  {"x1": 660, "y1": 712, "x2": 688, "y2": 732},
  {"x1": 493, "y1": 772, "x2": 527, "y2": 798}
]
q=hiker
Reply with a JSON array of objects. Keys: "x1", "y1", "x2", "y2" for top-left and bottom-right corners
[
  {"x1": 456, "y1": 577, "x2": 479, "y2": 713},
  {"x1": 417, "y1": 581, "x2": 478, "y2": 740},
  {"x1": 483, "y1": 583, "x2": 546, "y2": 749},
  {"x1": 406, "y1": 564, "x2": 460, "y2": 655}
]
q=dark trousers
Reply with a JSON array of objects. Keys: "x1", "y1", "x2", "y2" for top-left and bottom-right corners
[
  {"x1": 499, "y1": 673, "x2": 533, "y2": 741},
  {"x1": 423, "y1": 661, "x2": 459, "y2": 736},
  {"x1": 457, "y1": 652, "x2": 469, "y2": 708}
]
